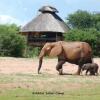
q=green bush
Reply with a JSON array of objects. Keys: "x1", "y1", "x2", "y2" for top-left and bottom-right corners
[
  {"x1": 67, "y1": 10, "x2": 100, "y2": 31},
  {"x1": 67, "y1": 10, "x2": 94, "y2": 29},
  {"x1": 0, "y1": 24, "x2": 26, "y2": 57},
  {"x1": 64, "y1": 28, "x2": 100, "y2": 57},
  {"x1": 24, "y1": 46, "x2": 40, "y2": 58}
]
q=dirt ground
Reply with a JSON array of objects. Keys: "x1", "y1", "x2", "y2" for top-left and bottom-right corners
[
  {"x1": 0, "y1": 57, "x2": 100, "y2": 75},
  {"x1": 0, "y1": 57, "x2": 100, "y2": 90}
]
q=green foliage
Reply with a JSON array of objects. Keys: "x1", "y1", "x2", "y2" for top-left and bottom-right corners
[
  {"x1": 67, "y1": 10, "x2": 100, "y2": 30},
  {"x1": 96, "y1": 22, "x2": 100, "y2": 31},
  {"x1": 25, "y1": 46, "x2": 40, "y2": 58},
  {"x1": 94, "y1": 14, "x2": 100, "y2": 31},
  {"x1": 67, "y1": 10, "x2": 94, "y2": 29},
  {"x1": 0, "y1": 24, "x2": 26, "y2": 57},
  {"x1": 64, "y1": 28, "x2": 100, "y2": 56}
]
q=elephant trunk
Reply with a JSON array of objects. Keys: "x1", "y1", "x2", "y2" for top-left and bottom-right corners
[
  {"x1": 38, "y1": 49, "x2": 45, "y2": 74},
  {"x1": 38, "y1": 56, "x2": 43, "y2": 74}
]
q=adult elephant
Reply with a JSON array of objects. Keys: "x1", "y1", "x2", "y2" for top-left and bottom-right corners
[{"x1": 38, "y1": 41, "x2": 92, "y2": 75}]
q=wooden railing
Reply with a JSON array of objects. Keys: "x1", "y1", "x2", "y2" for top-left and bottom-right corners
[{"x1": 28, "y1": 38, "x2": 56, "y2": 42}]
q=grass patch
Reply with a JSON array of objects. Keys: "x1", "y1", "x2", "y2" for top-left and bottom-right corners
[
  {"x1": 0, "y1": 73, "x2": 100, "y2": 100},
  {"x1": 0, "y1": 86, "x2": 100, "y2": 100}
]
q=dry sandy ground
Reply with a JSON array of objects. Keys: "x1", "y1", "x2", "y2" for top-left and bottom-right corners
[
  {"x1": 0, "y1": 57, "x2": 100, "y2": 75},
  {"x1": 0, "y1": 57, "x2": 100, "y2": 90}
]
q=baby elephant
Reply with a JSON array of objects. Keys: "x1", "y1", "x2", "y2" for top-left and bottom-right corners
[{"x1": 81, "y1": 63, "x2": 99, "y2": 75}]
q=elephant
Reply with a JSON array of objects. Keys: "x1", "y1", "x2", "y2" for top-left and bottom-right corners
[
  {"x1": 38, "y1": 41, "x2": 92, "y2": 75},
  {"x1": 81, "y1": 63, "x2": 99, "y2": 75}
]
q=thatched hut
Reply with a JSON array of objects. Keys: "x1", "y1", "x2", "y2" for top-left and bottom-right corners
[{"x1": 21, "y1": 6, "x2": 69, "y2": 47}]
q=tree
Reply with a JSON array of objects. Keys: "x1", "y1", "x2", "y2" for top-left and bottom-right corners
[
  {"x1": 67, "y1": 10, "x2": 94, "y2": 29},
  {"x1": 93, "y1": 13, "x2": 100, "y2": 31},
  {"x1": 0, "y1": 24, "x2": 26, "y2": 57}
]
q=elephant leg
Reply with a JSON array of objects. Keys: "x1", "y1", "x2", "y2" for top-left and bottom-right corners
[
  {"x1": 56, "y1": 60, "x2": 65, "y2": 75},
  {"x1": 75, "y1": 58, "x2": 84, "y2": 75},
  {"x1": 90, "y1": 70, "x2": 95, "y2": 75},
  {"x1": 85, "y1": 69, "x2": 89, "y2": 75},
  {"x1": 95, "y1": 68, "x2": 99, "y2": 76}
]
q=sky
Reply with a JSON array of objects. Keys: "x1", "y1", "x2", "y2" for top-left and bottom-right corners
[{"x1": 0, "y1": 0, "x2": 100, "y2": 26}]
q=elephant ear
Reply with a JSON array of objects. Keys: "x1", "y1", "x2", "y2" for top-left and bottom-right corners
[{"x1": 49, "y1": 43, "x2": 62, "y2": 57}]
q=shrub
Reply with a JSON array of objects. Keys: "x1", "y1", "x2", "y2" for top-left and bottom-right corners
[
  {"x1": 24, "y1": 46, "x2": 40, "y2": 58},
  {"x1": 0, "y1": 24, "x2": 26, "y2": 57}
]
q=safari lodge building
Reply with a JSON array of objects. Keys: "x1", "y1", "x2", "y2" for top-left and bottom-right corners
[{"x1": 21, "y1": 6, "x2": 69, "y2": 47}]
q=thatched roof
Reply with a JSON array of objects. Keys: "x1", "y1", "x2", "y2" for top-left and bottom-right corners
[{"x1": 21, "y1": 6, "x2": 69, "y2": 33}]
